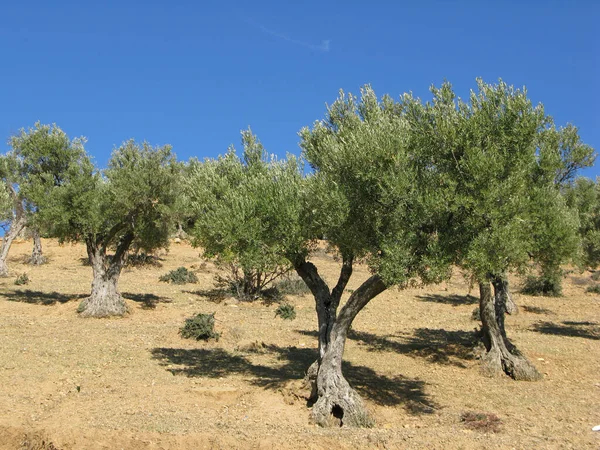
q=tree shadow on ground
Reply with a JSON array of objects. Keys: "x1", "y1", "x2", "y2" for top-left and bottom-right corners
[
  {"x1": 1, "y1": 289, "x2": 86, "y2": 305},
  {"x1": 122, "y1": 292, "x2": 171, "y2": 309},
  {"x1": 183, "y1": 288, "x2": 231, "y2": 303},
  {"x1": 530, "y1": 321, "x2": 600, "y2": 340},
  {"x1": 416, "y1": 294, "x2": 478, "y2": 306},
  {"x1": 298, "y1": 327, "x2": 477, "y2": 369},
  {"x1": 150, "y1": 344, "x2": 438, "y2": 414},
  {"x1": 521, "y1": 305, "x2": 554, "y2": 315}
]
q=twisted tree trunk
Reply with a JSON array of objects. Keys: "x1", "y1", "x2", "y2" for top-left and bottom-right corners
[
  {"x1": 294, "y1": 255, "x2": 386, "y2": 427},
  {"x1": 479, "y1": 279, "x2": 541, "y2": 381},
  {"x1": 28, "y1": 228, "x2": 45, "y2": 265},
  {"x1": 78, "y1": 234, "x2": 134, "y2": 318},
  {"x1": 0, "y1": 186, "x2": 27, "y2": 277}
]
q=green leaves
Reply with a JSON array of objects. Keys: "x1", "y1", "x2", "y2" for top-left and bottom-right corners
[
  {"x1": 300, "y1": 85, "x2": 453, "y2": 286},
  {"x1": 37, "y1": 138, "x2": 178, "y2": 254},
  {"x1": 186, "y1": 130, "x2": 305, "y2": 285}
]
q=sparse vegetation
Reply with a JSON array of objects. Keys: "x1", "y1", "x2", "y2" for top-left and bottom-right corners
[
  {"x1": 159, "y1": 267, "x2": 198, "y2": 284},
  {"x1": 522, "y1": 274, "x2": 563, "y2": 297},
  {"x1": 275, "y1": 302, "x2": 296, "y2": 320},
  {"x1": 585, "y1": 284, "x2": 600, "y2": 294},
  {"x1": 179, "y1": 313, "x2": 220, "y2": 341},
  {"x1": 460, "y1": 411, "x2": 503, "y2": 433},
  {"x1": 14, "y1": 273, "x2": 30, "y2": 285}
]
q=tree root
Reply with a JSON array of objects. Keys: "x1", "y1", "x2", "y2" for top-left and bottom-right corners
[{"x1": 78, "y1": 295, "x2": 129, "y2": 318}]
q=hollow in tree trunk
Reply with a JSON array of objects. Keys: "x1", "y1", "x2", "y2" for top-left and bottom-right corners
[
  {"x1": 294, "y1": 256, "x2": 386, "y2": 427},
  {"x1": 478, "y1": 279, "x2": 541, "y2": 381},
  {"x1": 78, "y1": 234, "x2": 133, "y2": 318},
  {"x1": 28, "y1": 229, "x2": 45, "y2": 265}
]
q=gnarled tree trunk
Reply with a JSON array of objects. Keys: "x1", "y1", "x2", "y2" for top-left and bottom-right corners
[
  {"x1": 479, "y1": 279, "x2": 541, "y2": 381},
  {"x1": 28, "y1": 228, "x2": 45, "y2": 265},
  {"x1": 78, "y1": 234, "x2": 133, "y2": 318},
  {"x1": 0, "y1": 187, "x2": 27, "y2": 277},
  {"x1": 294, "y1": 255, "x2": 386, "y2": 427}
]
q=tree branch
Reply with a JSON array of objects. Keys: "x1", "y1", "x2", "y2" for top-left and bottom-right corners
[{"x1": 336, "y1": 275, "x2": 387, "y2": 331}]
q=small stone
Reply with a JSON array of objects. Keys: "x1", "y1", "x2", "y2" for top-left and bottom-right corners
[{"x1": 592, "y1": 425, "x2": 600, "y2": 432}]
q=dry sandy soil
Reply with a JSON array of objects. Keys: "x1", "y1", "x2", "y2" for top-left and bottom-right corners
[{"x1": 0, "y1": 239, "x2": 598, "y2": 449}]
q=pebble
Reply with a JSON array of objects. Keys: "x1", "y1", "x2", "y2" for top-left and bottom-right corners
[{"x1": 592, "y1": 425, "x2": 600, "y2": 432}]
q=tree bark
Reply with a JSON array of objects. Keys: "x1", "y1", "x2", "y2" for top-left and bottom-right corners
[
  {"x1": 479, "y1": 280, "x2": 541, "y2": 381},
  {"x1": 28, "y1": 228, "x2": 45, "y2": 265},
  {"x1": 174, "y1": 222, "x2": 188, "y2": 240},
  {"x1": 293, "y1": 255, "x2": 386, "y2": 427},
  {"x1": 0, "y1": 187, "x2": 27, "y2": 277},
  {"x1": 78, "y1": 234, "x2": 133, "y2": 318},
  {"x1": 493, "y1": 273, "x2": 518, "y2": 315}
]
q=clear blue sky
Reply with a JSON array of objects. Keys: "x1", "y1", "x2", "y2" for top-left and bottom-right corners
[{"x1": 1, "y1": 0, "x2": 598, "y2": 176}]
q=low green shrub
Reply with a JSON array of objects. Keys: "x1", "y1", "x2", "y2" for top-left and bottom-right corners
[
  {"x1": 521, "y1": 275, "x2": 562, "y2": 297},
  {"x1": 586, "y1": 284, "x2": 600, "y2": 294},
  {"x1": 15, "y1": 273, "x2": 30, "y2": 286},
  {"x1": 275, "y1": 302, "x2": 296, "y2": 320},
  {"x1": 180, "y1": 313, "x2": 219, "y2": 340},
  {"x1": 159, "y1": 267, "x2": 198, "y2": 284}
]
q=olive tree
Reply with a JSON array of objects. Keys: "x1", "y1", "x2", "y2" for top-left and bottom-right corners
[
  {"x1": 403, "y1": 79, "x2": 589, "y2": 380},
  {"x1": 189, "y1": 88, "x2": 452, "y2": 426},
  {"x1": 40, "y1": 140, "x2": 178, "y2": 317},
  {"x1": 524, "y1": 124, "x2": 595, "y2": 294},
  {"x1": 564, "y1": 177, "x2": 600, "y2": 270},
  {"x1": 187, "y1": 130, "x2": 298, "y2": 300},
  {"x1": 0, "y1": 123, "x2": 86, "y2": 275}
]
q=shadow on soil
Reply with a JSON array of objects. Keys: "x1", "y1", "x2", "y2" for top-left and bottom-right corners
[
  {"x1": 298, "y1": 328, "x2": 477, "y2": 369},
  {"x1": 183, "y1": 288, "x2": 230, "y2": 303},
  {"x1": 1, "y1": 289, "x2": 86, "y2": 305},
  {"x1": 521, "y1": 305, "x2": 554, "y2": 315},
  {"x1": 416, "y1": 294, "x2": 478, "y2": 306},
  {"x1": 151, "y1": 344, "x2": 438, "y2": 414},
  {"x1": 530, "y1": 321, "x2": 600, "y2": 340},
  {"x1": 122, "y1": 292, "x2": 171, "y2": 309}
]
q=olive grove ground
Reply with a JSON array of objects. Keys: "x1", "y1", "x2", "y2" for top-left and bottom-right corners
[{"x1": 0, "y1": 239, "x2": 598, "y2": 449}]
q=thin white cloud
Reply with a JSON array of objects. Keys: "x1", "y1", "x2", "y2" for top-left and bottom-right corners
[{"x1": 244, "y1": 16, "x2": 331, "y2": 53}]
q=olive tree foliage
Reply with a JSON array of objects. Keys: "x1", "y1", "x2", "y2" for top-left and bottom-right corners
[
  {"x1": 186, "y1": 130, "x2": 302, "y2": 300},
  {"x1": 564, "y1": 177, "x2": 600, "y2": 270},
  {"x1": 524, "y1": 124, "x2": 595, "y2": 295},
  {"x1": 0, "y1": 123, "x2": 86, "y2": 275},
  {"x1": 39, "y1": 140, "x2": 178, "y2": 317},
  {"x1": 402, "y1": 79, "x2": 589, "y2": 380}
]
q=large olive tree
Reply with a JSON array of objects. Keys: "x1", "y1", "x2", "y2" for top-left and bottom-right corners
[
  {"x1": 40, "y1": 140, "x2": 178, "y2": 317},
  {"x1": 403, "y1": 79, "x2": 591, "y2": 380},
  {"x1": 188, "y1": 88, "x2": 453, "y2": 426}
]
